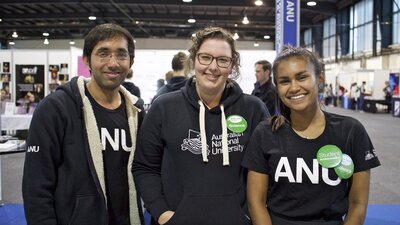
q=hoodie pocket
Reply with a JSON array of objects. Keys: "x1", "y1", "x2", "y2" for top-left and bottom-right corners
[
  {"x1": 164, "y1": 193, "x2": 251, "y2": 225},
  {"x1": 68, "y1": 195, "x2": 104, "y2": 225}
]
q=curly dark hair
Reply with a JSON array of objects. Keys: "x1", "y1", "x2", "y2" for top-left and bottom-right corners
[{"x1": 188, "y1": 26, "x2": 240, "y2": 80}]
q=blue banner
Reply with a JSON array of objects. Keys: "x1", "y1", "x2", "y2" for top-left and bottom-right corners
[{"x1": 276, "y1": 0, "x2": 299, "y2": 54}]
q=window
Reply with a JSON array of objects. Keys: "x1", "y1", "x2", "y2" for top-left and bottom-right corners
[
  {"x1": 304, "y1": 28, "x2": 313, "y2": 51},
  {"x1": 349, "y1": 0, "x2": 373, "y2": 53},
  {"x1": 394, "y1": 0, "x2": 400, "y2": 44},
  {"x1": 323, "y1": 17, "x2": 336, "y2": 58}
]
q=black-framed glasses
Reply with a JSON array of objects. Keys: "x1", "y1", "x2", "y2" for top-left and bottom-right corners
[
  {"x1": 196, "y1": 53, "x2": 232, "y2": 68},
  {"x1": 95, "y1": 51, "x2": 129, "y2": 63}
]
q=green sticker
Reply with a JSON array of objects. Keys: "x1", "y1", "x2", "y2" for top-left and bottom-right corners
[
  {"x1": 317, "y1": 145, "x2": 342, "y2": 168},
  {"x1": 334, "y1": 154, "x2": 354, "y2": 179},
  {"x1": 226, "y1": 115, "x2": 247, "y2": 133}
]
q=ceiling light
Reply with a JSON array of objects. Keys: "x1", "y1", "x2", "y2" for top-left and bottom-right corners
[
  {"x1": 234, "y1": 24, "x2": 238, "y2": 27},
  {"x1": 43, "y1": 38, "x2": 49, "y2": 45},
  {"x1": 254, "y1": 42, "x2": 260, "y2": 47},
  {"x1": 182, "y1": 0, "x2": 192, "y2": 2},
  {"x1": 263, "y1": 35, "x2": 270, "y2": 39},
  {"x1": 9, "y1": 41, "x2": 15, "y2": 45},
  {"x1": 0, "y1": 19, "x2": 2, "y2": 22},
  {"x1": 12, "y1": 31, "x2": 18, "y2": 38},
  {"x1": 307, "y1": 1, "x2": 317, "y2": 6},
  {"x1": 135, "y1": 21, "x2": 140, "y2": 24},
  {"x1": 134, "y1": 39, "x2": 137, "y2": 43},
  {"x1": 43, "y1": 32, "x2": 49, "y2": 37},
  {"x1": 188, "y1": 18, "x2": 196, "y2": 23},
  {"x1": 88, "y1": 16, "x2": 97, "y2": 20},
  {"x1": 192, "y1": 33, "x2": 196, "y2": 37},
  {"x1": 255, "y1": 0, "x2": 263, "y2": 6},
  {"x1": 69, "y1": 40, "x2": 75, "y2": 45},
  {"x1": 242, "y1": 16, "x2": 249, "y2": 25},
  {"x1": 233, "y1": 32, "x2": 239, "y2": 40}
]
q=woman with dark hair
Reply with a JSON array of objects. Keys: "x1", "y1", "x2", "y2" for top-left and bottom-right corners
[
  {"x1": 133, "y1": 26, "x2": 268, "y2": 225},
  {"x1": 242, "y1": 45, "x2": 380, "y2": 225}
]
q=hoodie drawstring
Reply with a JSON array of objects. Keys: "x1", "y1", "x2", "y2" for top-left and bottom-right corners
[
  {"x1": 198, "y1": 100, "x2": 230, "y2": 166},
  {"x1": 198, "y1": 100, "x2": 208, "y2": 163},
  {"x1": 220, "y1": 104, "x2": 229, "y2": 166}
]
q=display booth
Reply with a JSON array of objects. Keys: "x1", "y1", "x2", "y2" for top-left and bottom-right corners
[{"x1": 393, "y1": 97, "x2": 400, "y2": 117}]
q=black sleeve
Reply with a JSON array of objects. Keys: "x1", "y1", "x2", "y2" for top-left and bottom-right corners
[
  {"x1": 264, "y1": 90, "x2": 276, "y2": 116},
  {"x1": 350, "y1": 119, "x2": 381, "y2": 172},
  {"x1": 134, "y1": 98, "x2": 146, "y2": 129},
  {"x1": 242, "y1": 122, "x2": 271, "y2": 175},
  {"x1": 132, "y1": 101, "x2": 170, "y2": 221},
  {"x1": 22, "y1": 96, "x2": 65, "y2": 225}
]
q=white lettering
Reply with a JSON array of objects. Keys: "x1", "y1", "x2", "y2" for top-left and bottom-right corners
[
  {"x1": 22, "y1": 67, "x2": 38, "y2": 74},
  {"x1": 120, "y1": 129, "x2": 131, "y2": 151},
  {"x1": 27, "y1": 146, "x2": 40, "y2": 153},
  {"x1": 101, "y1": 128, "x2": 119, "y2": 151},
  {"x1": 296, "y1": 158, "x2": 319, "y2": 184},
  {"x1": 322, "y1": 167, "x2": 341, "y2": 186},
  {"x1": 275, "y1": 157, "x2": 295, "y2": 182},
  {"x1": 275, "y1": 157, "x2": 341, "y2": 186},
  {"x1": 286, "y1": 1, "x2": 295, "y2": 22}
]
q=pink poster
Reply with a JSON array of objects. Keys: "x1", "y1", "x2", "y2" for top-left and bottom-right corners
[{"x1": 77, "y1": 56, "x2": 91, "y2": 78}]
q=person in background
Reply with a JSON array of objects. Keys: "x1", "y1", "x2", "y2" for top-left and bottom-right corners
[
  {"x1": 152, "y1": 51, "x2": 189, "y2": 103},
  {"x1": 165, "y1": 70, "x2": 174, "y2": 83},
  {"x1": 133, "y1": 26, "x2": 269, "y2": 225},
  {"x1": 323, "y1": 83, "x2": 333, "y2": 106},
  {"x1": 337, "y1": 83, "x2": 347, "y2": 107},
  {"x1": 383, "y1": 80, "x2": 392, "y2": 112},
  {"x1": 123, "y1": 68, "x2": 141, "y2": 97},
  {"x1": 251, "y1": 59, "x2": 276, "y2": 115},
  {"x1": 349, "y1": 82, "x2": 359, "y2": 110},
  {"x1": 156, "y1": 78, "x2": 165, "y2": 91},
  {"x1": 242, "y1": 45, "x2": 380, "y2": 225},
  {"x1": 358, "y1": 81, "x2": 367, "y2": 111},
  {"x1": 22, "y1": 23, "x2": 145, "y2": 225}
]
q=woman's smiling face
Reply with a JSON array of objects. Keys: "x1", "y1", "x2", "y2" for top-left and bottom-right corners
[
  {"x1": 194, "y1": 38, "x2": 233, "y2": 96},
  {"x1": 275, "y1": 56, "x2": 321, "y2": 114}
]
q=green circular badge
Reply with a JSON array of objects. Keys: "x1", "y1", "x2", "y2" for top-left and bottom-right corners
[
  {"x1": 226, "y1": 115, "x2": 247, "y2": 133},
  {"x1": 334, "y1": 154, "x2": 354, "y2": 179},
  {"x1": 317, "y1": 145, "x2": 343, "y2": 168}
]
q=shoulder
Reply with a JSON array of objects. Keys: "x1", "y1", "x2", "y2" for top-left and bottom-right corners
[
  {"x1": 242, "y1": 93, "x2": 265, "y2": 106},
  {"x1": 151, "y1": 90, "x2": 184, "y2": 107},
  {"x1": 32, "y1": 90, "x2": 76, "y2": 123},
  {"x1": 254, "y1": 120, "x2": 273, "y2": 133},
  {"x1": 325, "y1": 111, "x2": 365, "y2": 131},
  {"x1": 241, "y1": 93, "x2": 269, "y2": 115}
]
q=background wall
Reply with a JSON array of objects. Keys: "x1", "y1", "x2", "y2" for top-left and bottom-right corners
[{"x1": 0, "y1": 40, "x2": 276, "y2": 103}]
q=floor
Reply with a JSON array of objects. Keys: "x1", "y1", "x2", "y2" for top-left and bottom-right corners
[{"x1": 0, "y1": 106, "x2": 399, "y2": 224}]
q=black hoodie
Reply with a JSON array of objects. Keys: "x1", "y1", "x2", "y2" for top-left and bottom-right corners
[
  {"x1": 133, "y1": 76, "x2": 269, "y2": 225},
  {"x1": 22, "y1": 77, "x2": 145, "y2": 225},
  {"x1": 152, "y1": 76, "x2": 187, "y2": 103}
]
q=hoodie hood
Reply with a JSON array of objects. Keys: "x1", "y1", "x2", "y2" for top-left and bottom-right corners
[
  {"x1": 181, "y1": 76, "x2": 244, "y2": 166},
  {"x1": 165, "y1": 76, "x2": 187, "y2": 92}
]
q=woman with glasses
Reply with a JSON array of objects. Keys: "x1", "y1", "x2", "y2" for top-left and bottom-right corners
[{"x1": 133, "y1": 26, "x2": 269, "y2": 225}]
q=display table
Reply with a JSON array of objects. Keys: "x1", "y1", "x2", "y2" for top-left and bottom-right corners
[
  {"x1": 362, "y1": 99, "x2": 390, "y2": 113},
  {"x1": 1, "y1": 114, "x2": 32, "y2": 131},
  {"x1": 392, "y1": 97, "x2": 400, "y2": 117},
  {"x1": 0, "y1": 140, "x2": 26, "y2": 203}
]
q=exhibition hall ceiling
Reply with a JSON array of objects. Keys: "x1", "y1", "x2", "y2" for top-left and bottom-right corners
[{"x1": 0, "y1": 0, "x2": 347, "y2": 42}]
